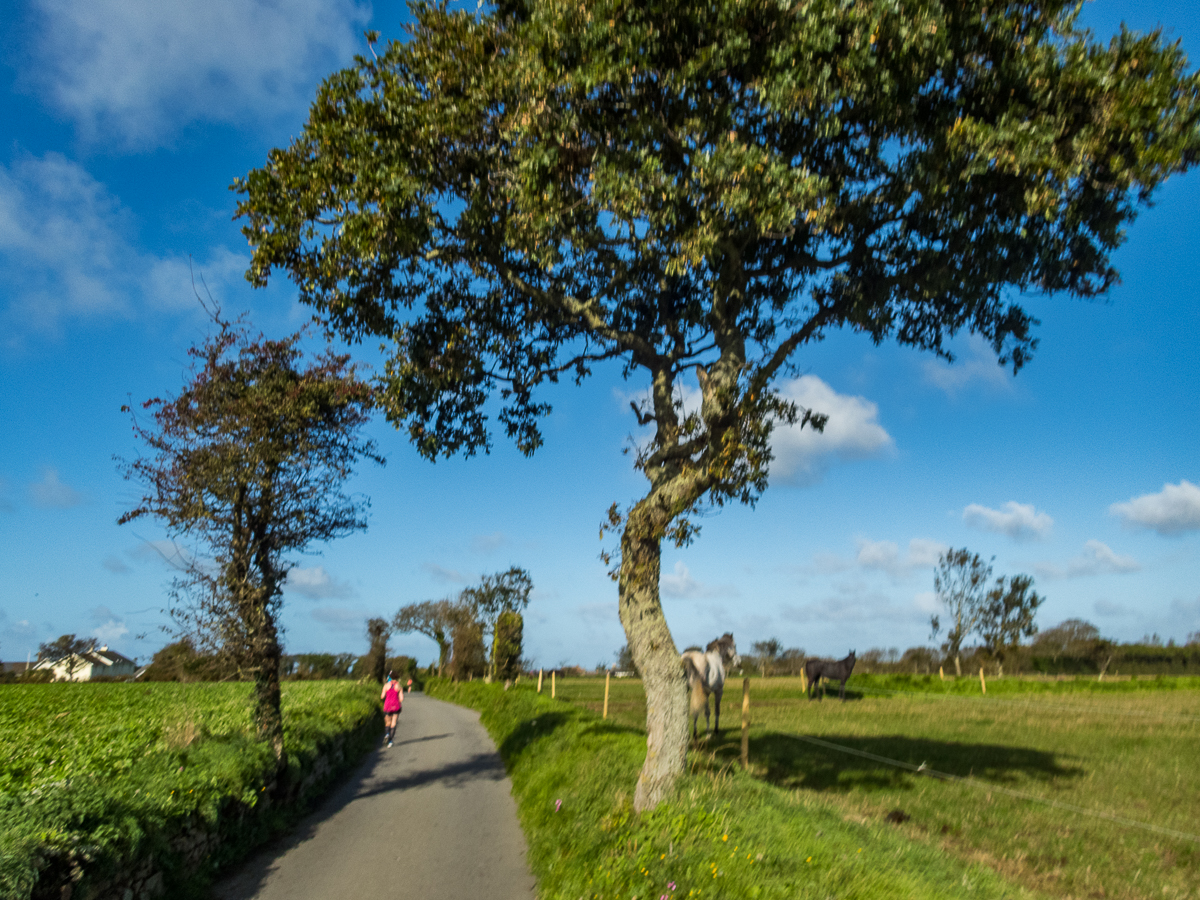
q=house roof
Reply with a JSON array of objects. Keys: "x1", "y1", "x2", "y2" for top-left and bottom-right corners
[{"x1": 33, "y1": 645, "x2": 137, "y2": 670}]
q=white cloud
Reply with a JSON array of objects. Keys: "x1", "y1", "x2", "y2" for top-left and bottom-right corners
[
  {"x1": 88, "y1": 605, "x2": 130, "y2": 645},
  {"x1": 852, "y1": 537, "x2": 947, "y2": 580},
  {"x1": 963, "y1": 501, "x2": 1053, "y2": 540},
  {"x1": 28, "y1": 467, "x2": 86, "y2": 508},
  {"x1": 660, "y1": 561, "x2": 737, "y2": 600},
  {"x1": 616, "y1": 375, "x2": 891, "y2": 486},
  {"x1": 26, "y1": 0, "x2": 370, "y2": 148},
  {"x1": 808, "y1": 537, "x2": 945, "y2": 581},
  {"x1": 1037, "y1": 540, "x2": 1140, "y2": 580},
  {"x1": 771, "y1": 376, "x2": 893, "y2": 485},
  {"x1": 285, "y1": 566, "x2": 354, "y2": 600},
  {"x1": 921, "y1": 335, "x2": 1013, "y2": 396},
  {"x1": 0, "y1": 154, "x2": 247, "y2": 345},
  {"x1": 1110, "y1": 480, "x2": 1200, "y2": 536}
]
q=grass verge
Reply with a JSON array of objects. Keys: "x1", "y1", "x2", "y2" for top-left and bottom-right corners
[{"x1": 426, "y1": 679, "x2": 1040, "y2": 900}]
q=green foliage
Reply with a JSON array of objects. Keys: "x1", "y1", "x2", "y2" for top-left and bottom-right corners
[
  {"x1": 0, "y1": 682, "x2": 378, "y2": 900},
  {"x1": 449, "y1": 618, "x2": 487, "y2": 682},
  {"x1": 117, "y1": 313, "x2": 383, "y2": 754},
  {"x1": 283, "y1": 652, "x2": 357, "y2": 680},
  {"x1": 393, "y1": 598, "x2": 458, "y2": 676},
  {"x1": 427, "y1": 679, "x2": 1035, "y2": 899},
  {"x1": 236, "y1": 0, "x2": 1200, "y2": 807},
  {"x1": 142, "y1": 638, "x2": 235, "y2": 682},
  {"x1": 461, "y1": 567, "x2": 533, "y2": 681},
  {"x1": 493, "y1": 611, "x2": 524, "y2": 682},
  {"x1": 977, "y1": 574, "x2": 1043, "y2": 671},
  {"x1": 364, "y1": 617, "x2": 391, "y2": 684}
]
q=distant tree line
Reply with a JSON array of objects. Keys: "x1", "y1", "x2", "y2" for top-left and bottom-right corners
[
  {"x1": 738, "y1": 547, "x2": 1197, "y2": 680},
  {"x1": 392, "y1": 567, "x2": 532, "y2": 683},
  {"x1": 738, "y1": 624, "x2": 1200, "y2": 679}
]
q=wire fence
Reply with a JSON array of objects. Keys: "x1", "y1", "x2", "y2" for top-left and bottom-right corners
[
  {"x1": 847, "y1": 682, "x2": 1200, "y2": 723},
  {"x1": 788, "y1": 731, "x2": 1200, "y2": 844}
]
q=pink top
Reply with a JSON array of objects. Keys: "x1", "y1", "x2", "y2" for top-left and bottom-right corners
[{"x1": 382, "y1": 681, "x2": 402, "y2": 713}]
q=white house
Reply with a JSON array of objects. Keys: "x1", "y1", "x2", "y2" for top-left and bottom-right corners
[{"x1": 34, "y1": 645, "x2": 138, "y2": 681}]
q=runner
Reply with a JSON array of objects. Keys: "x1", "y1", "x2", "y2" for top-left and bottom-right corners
[{"x1": 381, "y1": 671, "x2": 402, "y2": 747}]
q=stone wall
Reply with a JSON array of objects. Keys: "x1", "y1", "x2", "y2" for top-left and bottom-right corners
[{"x1": 40, "y1": 711, "x2": 380, "y2": 900}]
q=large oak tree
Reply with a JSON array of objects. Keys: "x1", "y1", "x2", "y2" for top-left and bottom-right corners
[{"x1": 235, "y1": 0, "x2": 1200, "y2": 809}]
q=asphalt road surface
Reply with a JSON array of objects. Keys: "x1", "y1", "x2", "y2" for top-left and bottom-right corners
[{"x1": 214, "y1": 692, "x2": 537, "y2": 900}]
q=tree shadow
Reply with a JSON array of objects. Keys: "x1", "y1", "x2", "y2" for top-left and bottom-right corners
[
  {"x1": 497, "y1": 712, "x2": 572, "y2": 758},
  {"x1": 703, "y1": 732, "x2": 1084, "y2": 794},
  {"x1": 212, "y1": 741, "x2": 510, "y2": 899}
]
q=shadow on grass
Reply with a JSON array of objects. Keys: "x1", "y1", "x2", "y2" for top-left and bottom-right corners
[
  {"x1": 498, "y1": 712, "x2": 645, "y2": 761},
  {"x1": 498, "y1": 712, "x2": 571, "y2": 758},
  {"x1": 699, "y1": 731, "x2": 1083, "y2": 794}
]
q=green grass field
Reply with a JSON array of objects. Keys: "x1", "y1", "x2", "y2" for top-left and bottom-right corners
[
  {"x1": 431, "y1": 678, "x2": 1043, "y2": 900},
  {"x1": 0, "y1": 681, "x2": 379, "y2": 899},
  {"x1": 552, "y1": 673, "x2": 1200, "y2": 899}
]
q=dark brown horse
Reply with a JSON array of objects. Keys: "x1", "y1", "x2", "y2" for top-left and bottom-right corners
[{"x1": 805, "y1": 650, "x2": 856, "y2": 701}]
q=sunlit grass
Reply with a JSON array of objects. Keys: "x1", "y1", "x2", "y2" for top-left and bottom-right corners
[
  {"x1": 553, "y1": 674, "x2": 1200, "y2": 900},
  {"x1": 430, "y1": 679, "x2": 1042, "y2": 900}
]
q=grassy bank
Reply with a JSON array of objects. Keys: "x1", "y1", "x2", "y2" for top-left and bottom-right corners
[
  {"x1": 427, "y1": 679, "x2": 1039, "y2": 900},
  {"x1": 553, "y1": 674, "x2": 1200, "y2": 900},
  {"x1": 0, "y1": 681, "x2": 380, "y2": 899}
]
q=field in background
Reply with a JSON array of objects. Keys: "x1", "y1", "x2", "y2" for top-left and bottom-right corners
[{"x1": 553, "y1": 674, "x2": 1200, "y2": 900}]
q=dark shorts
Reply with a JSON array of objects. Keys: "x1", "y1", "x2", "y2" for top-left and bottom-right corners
[{"x1": 384, "y1": 707, "x2": 401, "y2": 715}]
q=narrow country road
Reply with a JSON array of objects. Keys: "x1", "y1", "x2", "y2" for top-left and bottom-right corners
[{"x1": 213, "y1": 692, "x2": 537, "y2": 900}]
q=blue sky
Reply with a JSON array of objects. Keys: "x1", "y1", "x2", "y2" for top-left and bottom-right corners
[{"x1": 2, "y1": 0, "x2": 1197, "y2": 670}]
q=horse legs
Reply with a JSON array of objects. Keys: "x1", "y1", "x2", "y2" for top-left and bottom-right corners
[{"x1": 712, "y1": 686, "x2": 722, "y2": 735}]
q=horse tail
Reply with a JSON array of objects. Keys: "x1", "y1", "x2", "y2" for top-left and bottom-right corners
[{"x1": 682, "y1": 654, "x2": 708, "y2": 716}]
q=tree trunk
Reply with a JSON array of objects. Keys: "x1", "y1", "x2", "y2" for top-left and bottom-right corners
[
  {"x1": 954, "y1": 654, "x2": 962, "y2": 677},
  {"x1": 619, "y1": 515, "x2": 687, "y2": 813},
  {"x1": 254, "y1": 641, "x2": 286, "y2": 764}
]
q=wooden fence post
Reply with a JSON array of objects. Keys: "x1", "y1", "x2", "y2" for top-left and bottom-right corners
[
  {"x1": 939, "y1": 666, "x2": 944, "y2": 681},
  {"x1": 979, "y1": 667, "x2": 987, "y2": 694},
  {"x1": 552, "y1": 670, "x2": 556, "y2": 699},
  {"x1": 537, "y1": 668, "x2": 543, "y2": 693},
  {"x1": 740, "y1": 677, "x2": 750, "y2": 770},
  {"x1": 800, "y1": 668, "x2": 807, "y2": 695},
  {"x1": 603, "y1": 670, "x2": 610, "y2": 719}
]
